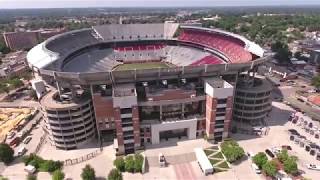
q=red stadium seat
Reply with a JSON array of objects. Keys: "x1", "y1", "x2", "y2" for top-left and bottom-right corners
[{"x1": 178, "y1": 29, "x2": 252, "y2": 63}]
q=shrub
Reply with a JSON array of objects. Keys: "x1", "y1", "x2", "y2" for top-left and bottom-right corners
[
  {"x1": 220, "y1": 140, "x2": 245, "y2": 163},
  {"x1": 0, "y1": 143, "x2": 14, "y2": 164},
  {"x1": 22, "y1": 154, "x2": 44, "y2": 166},
  {"x1": 107, "y1": 168, "x2": 123, "y2": 180},
  {"x1": 52, "y1": 169, "x2": 65, "y2": 180},
  {"x1": 40, "y1": 160, "x2": 63, "y2": 172},
  {"x1": 81, "y1": 164, "x2": 96, "y2": 180},
  {"x1": 26, "y1": 174, "x2": 37, "y2": 180},
  {"x1": 262, "y1": 160, "x2": 277, "y2": 177},
  {"x1": 252, "y1": 152, "x2": 268, "y2": 168},
  {"x1": 113, "y1": 157, "x2": 125, "y2": 172},
  {"x1": 134, "y1": 154, "x2": 143, "y2": 173},
  {"x1": 284, "y1": 157, "x2": 298, "y2": 175},
  {"x1": 276, "y1": 150, "x2": 289, "y2": 163},
  {"x1": 22, "y1": 154, "x2": 62, "y2": 172},
  {"x1": 124, "y1": 156, "x2": 135, "y2": 173}
]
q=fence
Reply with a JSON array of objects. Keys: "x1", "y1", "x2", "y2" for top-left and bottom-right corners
[
  {"x1": 63, "y1": 149, "x2": 102, "y2": 166},
  {"x1": 34, "y1": 132, "x2": 47, "y2": 154}
]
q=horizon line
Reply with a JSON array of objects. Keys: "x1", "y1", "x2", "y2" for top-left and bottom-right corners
[{"x1": 2, "y1": 4, "x2": 320, "y2": 10}]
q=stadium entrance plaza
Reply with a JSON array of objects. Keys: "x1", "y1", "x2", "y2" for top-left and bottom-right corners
[{"x1": 1, "y1": 102, "x2": 319, "y2": 179}]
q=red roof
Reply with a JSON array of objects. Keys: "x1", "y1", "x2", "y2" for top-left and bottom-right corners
[{"x1": 308, "y1": 94, "x2": 320, "y2": 106}]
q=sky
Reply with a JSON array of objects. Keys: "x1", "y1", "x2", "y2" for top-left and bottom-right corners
[{"x1": 1, "y1": 0, "x2": 320, "y2": 9}]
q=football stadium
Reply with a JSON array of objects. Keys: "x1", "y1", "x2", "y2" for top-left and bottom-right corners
[{"x1": 27, "y1": 23, "x2": 272, "y2": 154}]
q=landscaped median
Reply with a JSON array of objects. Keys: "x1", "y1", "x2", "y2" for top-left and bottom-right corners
[
  {"x1": 204, "y1": 146, "x2": 230, "y2": 172},
  {"x1": 251, "y1": 149, "x2": 301, "y2": 179},
  {"x1": 204, "y1": 139, "x2": 246, "y2": 173}
]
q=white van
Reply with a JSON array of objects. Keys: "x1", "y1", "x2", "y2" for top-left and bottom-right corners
[
  {"x1": 18, "y1": 146, "x2": 27, "y2": 156},
  {"x1": 251, "y1": 163, "x2": 261, "y2": 174},
  {"x1": 24, "y1": 165, "x2": 36, "y2": 174}
]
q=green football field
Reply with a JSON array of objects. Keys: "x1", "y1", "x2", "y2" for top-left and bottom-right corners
[{"x1": 114, "y1": 62, "x2": 171, "y2": 71}]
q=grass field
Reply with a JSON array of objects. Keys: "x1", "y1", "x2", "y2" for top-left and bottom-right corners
[{"x1": 114, "y1": 62, "x2": 170, "y2": 71}]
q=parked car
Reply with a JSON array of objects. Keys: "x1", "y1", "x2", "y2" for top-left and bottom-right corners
[
  {"x1": 265, "y1": 149, "x2": 275, "y2": 158},
  {"x1": 7, "y1": 131, "x2": 16, "y2": 139},
  {"x1": 159, "y1": 153, "x2": 166, "y2": 167},
  {"x1": 24, "y1": 165, "x2": 36, "y2": 174},
  {"x1": 282, "y1": 145, "x2": 292, "y2": 151},
  {"x1": 17, "y1": 146, "x2": 27, "y2": 156},
  {"x1": 288, "y1": 129, "x2": 299, "y2": 135},
  {"x1": 315, "y1": 134, "x2": 319, "y2": 139},
  {"x1": 23, "y1": 136, "x2": 32, "y2": 144},
  {"x1": 307, "y1": 164, "x2": 320, "y2": 170},
  {"x1": 251, "y1": 163, "x2": 261, "y2": 174},
  {"x1": 247, "y1": 151, "x2": 255, "y2": 158},
  {"x1": 310, "y1": 149, "x2": 316, "y2": 156}
]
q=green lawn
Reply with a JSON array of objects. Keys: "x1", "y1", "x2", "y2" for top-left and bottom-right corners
[
  {"x1": 114, "y1": 62, "x2": 170, "y2": 71},
  {"x1": 214, "y1": 168, "x2": 227, "y2": 173},
  {"x1": 209, "y1": 146, "x2": 219, "y2": 150},
  {"x1": 204, "y1": 149, "x2": 214, "y2": 156},
  {"x1": 217, "y1": 161, "x2": 229, "y2": 169},
  {"x1": 209, "y1": 159, "x2": 221, "y2": 165},
  {"x1": 212, "y1": 152, "x2": 224, "y2": 159}
]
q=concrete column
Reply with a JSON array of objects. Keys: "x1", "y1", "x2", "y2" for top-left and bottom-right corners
[
  {"x1": 160, "y1": 105, "x2": 163, "y2": 120},
  {"x1": 223, "y1": 96, "x2": 233, "y2": 138},
  {"x1": 132, "y1": 106, "x2": 140, "y2": 148},
  {"x1": 205, "y1": 95, "x2": 217, "y2": 140},
  {"x1": 114, "y1": 107, "x2": 124, "y2": 154},
  {"x1": 181, "y1": 103, "x2": 185, "y2": 118}
]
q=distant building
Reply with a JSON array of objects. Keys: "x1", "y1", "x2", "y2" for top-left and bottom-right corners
[
  {"x1": 290, "y1": 58, "x2": 307, "y2": 69},
  {"x1": 310, "y1": 49, "x2": 320, "y2": 65},
  {"x1": 3, "y1": 29, "x2": 64, "y2": 50},
  {"x1": 3, "y1": 31, "x2": 40, "y2": 50},
  {"x1": 0, "y1": 51, "x2": 29, "y2": 79},
  {"x1": 39, "y1": 29, "x2": 65, "y2": 40}
]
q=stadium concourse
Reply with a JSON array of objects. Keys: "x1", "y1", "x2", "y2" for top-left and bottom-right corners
[{"x1": 26, "y1": 23, "x2": 269, "y2": 155}]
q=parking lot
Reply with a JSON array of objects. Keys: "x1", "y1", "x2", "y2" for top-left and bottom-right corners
[
  {"x1": 234, "y1": 101, "x2": 320, "y2": 179},
  {"x1": 2, "y1": 101, "x2": 320, "y2": 180}
]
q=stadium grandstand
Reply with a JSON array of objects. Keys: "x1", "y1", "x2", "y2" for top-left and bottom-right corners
[{"x1": 27, "y1": 23, "x2": 271, "y2": 154}]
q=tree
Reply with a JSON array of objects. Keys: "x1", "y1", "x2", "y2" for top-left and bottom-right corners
[
  {"x1": 312, "y1": 75, "x2": 320, "y2": 89},
  {"x1": 0, "y1": 143, "x2": 14, "y2": 164},
  {"x1": 0, "y1": 83, "x2": 9, "y2": 94},
  {"x1": 9, "y1": 78, "x2": 23, "y2": 89},
  {"x1": 26, "y1": 175, "x2": 37, "y2": 180},
  {"x1": 284, "y1": 157, "x2": 298, "y2": 175},
  {"x1": 113, "y1": 157, "x2": 125, "y2": 172},
  {"x1": 81, "y1": 164, "x2": 96, "y2": 180},
  {"x1": 271, "y1": 41, "x2": 292, "y2": 64},
  {"x1": 124, "y1": 156, "x2": 135, "y2": 173},
  {"x1": 28, "y1": 89, "x2": 38, "y2": 100},
  {"x1": 52, "y1": 169, "x2": 65, "y2": 180},
  {"x1": 276, "y1": 150, "x2": 289, "y2": 163},
  {"x1": 134, "y1": 154, "x2": 144, "y2": 173},
  {"x1": 252, "y1": 152, "x2": 268, "y2": 168},
  {"x1": 41, "y1": 160, "x2": 63, "y2": 172},
  {"x1": 107, "y1": 168, "x2": 123, "y2": 180},
  {"x1": 262, "y1": 160, "x2": 277, "y2": 177},
  {"x1": 220, "y1": 140, "x2": 245, "y2": 163}
]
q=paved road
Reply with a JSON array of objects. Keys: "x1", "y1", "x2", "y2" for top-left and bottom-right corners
[
  {"x1": 147, "y1": 152, "x2": 196, "y2": 167},
  {"x1": 0, "y1": 100, "x2": 40, "y2": 108}
]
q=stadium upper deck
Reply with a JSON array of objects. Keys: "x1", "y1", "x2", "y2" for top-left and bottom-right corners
[{"x1": 27, "y1": 23, "x2": 268, "y2": 84}]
